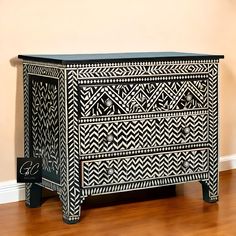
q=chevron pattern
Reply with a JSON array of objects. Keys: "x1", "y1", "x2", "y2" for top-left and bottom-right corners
[
  {"x1": 79, "y1": 80, "x2": 208, "y2": 117},
  {"x1": 22, "y1": 58, "x2": 222, "y2": 224},
  {"x1": 82, "y1": 172, "x2": 209, "y2": 196},
  {"x1": 25, "y1": 183, "x2": 32, "y2": 206},
  {"x1": 58, "y1": 69, "x2": 69, "y2": 218},
  {"x1": 23, "y1": 64, "x2": 30, "y2": 159},
  {"x1": 77, "y1": 63, "x2": 209, "y2": 79},
  {"x1": 23, "y1": 63, "x2": 31, "y2": 205},
  {"x1": 82, "y1": 149, "x2": 208, "y2": 187},
  {"x1": 23, "y1": 64, "x2": 65, "y2": 206},
  {"x1": 80, "y1": 114, "x2": 208, "y2": 155},
  {"x1": 206, "y1": 63, "x2": 219, "y2": 201},
  {"x1": 30, "y1": 77, "x2": 60, "y2": 183},
  {"x1": 62, "y1": 69, "x2": 81, "y2": 222}
]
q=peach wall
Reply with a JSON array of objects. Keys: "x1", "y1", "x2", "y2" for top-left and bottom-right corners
[{"x1": 0, "y1": 0, "x2": 235, "y2": 181}]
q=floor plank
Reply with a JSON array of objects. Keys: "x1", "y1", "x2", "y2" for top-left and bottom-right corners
[{"x1": 0, "y1": 170, "x2": 236, "y2": 236}]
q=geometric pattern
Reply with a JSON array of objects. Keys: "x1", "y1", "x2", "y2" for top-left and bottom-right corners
[
  {"x1": 82, "y1": 172, "x2": 209, "y2": 196},
  {"x1": 27, "y1": 64, "x2": 61, "y2": 78},
  {"x1": 64, "y1": 69, "x2": 81, "y2": 222},
  {"x1": 23, "y1": 63, "x2": 64, "y2": 208},
  {"x1": 22, "y1": 55, "x2": 222, "y2": 224},
  {"x1": 79, "y1": 80, "x2": 208, "y2": 117},
  {"x1": 25, "y1": 183, "x2": 32, "y2": 206},
  {"x1": 23, "y1": 64, "x2": 30, "y2": 160},
  {"x1": 202, "y1": 63, "x2": 219, "y2": 201},
  {"x1": 23, "y1": 62, "x2": 31, "y2": 207},
  {"x1": 77, "y1": 62, "x2": 209, "y2": 79},
  {"x1": 82, "y1": 149, "x2": 209, "y2": 187},
  {"x1": 30, "y1": 76, "x2": 60, "y2": 183},
  {"x1": 79, "y1": 114, "x2": 208, "y2": 155},
  {"x1": 58, "y1": 69, "x2": 71, "y2": 221},
  {"x1": 79, "y1": 108, "x2": 207, "y2": 124}
]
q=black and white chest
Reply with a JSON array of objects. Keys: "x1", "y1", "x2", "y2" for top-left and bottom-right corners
[{"x1": 19, "y1": 52, "x2": 223, "y2": 224}]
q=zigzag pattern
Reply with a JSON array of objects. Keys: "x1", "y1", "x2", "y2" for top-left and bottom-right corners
[
  {"x1": 23, "y1": 64, "x2": 31, "y2": 205},
  {"x1": 65, "y1": 69, "x2": 81, "y2": 220},
  {"x1": 79, "y1": 80, "x2": 207, "y2": 117},
  {"x1": 58, "y1": 69, "x2": 69, "y2": 216},
  {"x1": 23, "y1": 64, "x2": 30, "y2": 159},
  {"x1": 23, "y1": 64, "x2": 65, "y2": 207},
  {"x1": 30, "y1": 78, "x2": 60, "y2": 183},
  {"x1": 22, "y1": 59, "x2": 221, "y2": 223},
  {"x1": 82, "y1": 172, "x2": 209, "y2": 196},
  {"x1": 78, "y1": 63, "x2": 209, "y2": 79},
  {"x1": 38, "y1": 179, "x2": 61, "y2": 192},
  {"x1": 82, "y1": 149, "x2": 208, "y2": 187},
  {"x1": 80, "y1": 114, "x2": 208, "y2": 155},
  {"x1": 27, "y1": 64, "x2": 60, "y2": 78},
  {"x1": 207, "y1": 63, "x2": 219, "y2": 200},
  {"x1": 25, "y1": 183, "x2": 32, "y2": 206}
]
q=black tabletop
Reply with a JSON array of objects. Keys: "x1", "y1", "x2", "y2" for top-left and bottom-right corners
[{"x1": 18, "y1": 52, "x2": 224, "y2": 64}]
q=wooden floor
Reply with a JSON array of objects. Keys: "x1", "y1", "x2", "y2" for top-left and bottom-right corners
[{"x1": 1, "y1": 170, "x2": 236, "y2": 236}]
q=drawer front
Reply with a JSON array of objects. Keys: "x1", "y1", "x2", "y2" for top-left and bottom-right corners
[
  {"x1": 79, "y1": 114, "x2": 208, "y2": 155},
  {"x1": 79, "y1": 80, "x2": 208, "y2": 117},
  {"x1": 82, "y1": 149, "x2": 209, "y2": 187}
]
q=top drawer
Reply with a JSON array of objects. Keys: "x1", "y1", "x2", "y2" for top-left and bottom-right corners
[{"x1": 79, "y1": 79, "x2": 208, "y2": 117}]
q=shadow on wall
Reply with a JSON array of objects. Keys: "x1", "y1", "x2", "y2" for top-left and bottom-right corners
[
  {"x1": 219, "y1": 61, "x2": 236, "y2": 156},
  {"x1": 9, "y1": 57, "x2": 24, "y2": 177}
]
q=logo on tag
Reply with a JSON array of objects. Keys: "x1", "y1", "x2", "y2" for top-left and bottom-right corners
[{"x1": 17, "y1": 158, "x2": 42, "y2": 183}]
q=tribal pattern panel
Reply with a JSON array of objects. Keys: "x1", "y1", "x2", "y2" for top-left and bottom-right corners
[
  {"x1": 27, "y1": 64, "x2": 61, "y2": 78},
  {"x1": 82, "y1": 172, "x2": 209, "y2": 196},
  {"x1": 79, "y1": 80, "x2": 208, "y2": 117},
  {"x1": 29, "y1": 76, "x2": 60, "y2": 183},
  {"x1": 203, "y1": 63, "x2": 219, "y2": 201},
  {"x1": 79, "y1": 114, "x2": 208, "y2": 155},
  {"x1": 23, "y1": 64, "x2": 30, "y2": 159},
  {"x1": 23, "y1": 63, "x2": 64, "y2": 207},
  {"x1": 82, "y1": 149, "x2": 209, "y2": 187},
  {"x1": 77, "y1": 63, "x2": 209, "y2": 79},
  {"x1": 64, "y1": 69, "x2": 82, "y2": 222}
]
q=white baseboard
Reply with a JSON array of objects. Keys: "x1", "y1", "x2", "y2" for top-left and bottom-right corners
[
  {"x1": 219, "y1": 154, "x2": 236, "y2": 172},
  {"x1": 0, "y1": 180, "x2": 25, "y2": 204},
  {"x1": 1, "y1": 155, "x2": 236, "y2": 205}
]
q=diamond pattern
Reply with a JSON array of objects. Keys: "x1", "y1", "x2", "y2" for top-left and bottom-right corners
[
  {"x1": 79, "y1": 80, "x2": 208, "y2": 117},
  {"x1": 22, "y1": 57, "x2": 221, "y2": 224}
]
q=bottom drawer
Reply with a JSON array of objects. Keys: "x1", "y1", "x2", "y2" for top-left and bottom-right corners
[{"x1": 81, "y1": 149, "x2": 209, "y2": 188}]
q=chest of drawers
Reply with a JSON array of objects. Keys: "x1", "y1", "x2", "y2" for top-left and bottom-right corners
[{"x1": 18, "y1": 52, "x2": 223, "y2": 224}]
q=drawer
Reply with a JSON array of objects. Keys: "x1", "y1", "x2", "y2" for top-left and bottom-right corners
[
  {"x1": 81, "y1": 149, "x2": 209, "y2": 187},
  {"x1": 79, "y1": 114, "x2": 208, "y2": 155},
  {"x1": 79, "y1": 79, "x2": 208, "y2": 117}
]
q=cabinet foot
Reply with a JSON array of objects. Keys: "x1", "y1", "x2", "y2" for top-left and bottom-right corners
[
  {"x1": 62, "y1": 207, "x2": 81, "y2": 224},
  {"x1": 63, "y1": 216, "x2": 80, "y2": 224},
  {"x1": 200, "y1": 181, "x2": 218, "y2": 203},
  {"x1": 25, "y1": 183, "x2": 42, "y2": 208}
]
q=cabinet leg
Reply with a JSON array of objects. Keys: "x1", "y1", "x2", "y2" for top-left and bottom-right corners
[
  {"x1": 25, "y1": 183, "x2": 42, "y2": 208},
  {"x1": 200, "y1": 181, "x2": 218, "y2": 203},
  {"x1": 59, "y1": 191, "x2": 82, "y2": 224},
  {"x1": 62, "y1": 206, "x2": 81, "y2": 224}
]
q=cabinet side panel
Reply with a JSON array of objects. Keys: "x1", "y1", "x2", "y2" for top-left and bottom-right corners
[
  {"x1": 23, "y1": 63, "x2": 64, "y2": 191},
  {"x1": 28, "y1": 75, "x2": 60, "y2": 184}
]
